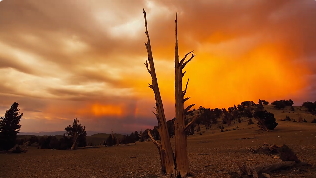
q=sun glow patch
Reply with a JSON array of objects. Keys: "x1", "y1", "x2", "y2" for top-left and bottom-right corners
[{"x1": 91, "y1": 103, "x2": 123, "y2": 116}]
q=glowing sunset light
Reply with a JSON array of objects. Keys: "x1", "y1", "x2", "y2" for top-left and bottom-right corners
[{"x1": 91, "y1": 104, "x2": 123, "y2": 116}]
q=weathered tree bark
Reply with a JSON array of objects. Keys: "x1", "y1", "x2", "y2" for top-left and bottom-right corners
[
  {"x1": 143, "y1": 9, "x2": 175, "y2": 175},
  {"x1": 174, "y1": 13, "x2": 197, "y2": 177},
  {"x1": 71, "y1": 131, "x2": 78, "y2": 150}
]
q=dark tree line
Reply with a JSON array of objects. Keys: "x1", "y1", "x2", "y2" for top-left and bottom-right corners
[
  {"x1": 302, "y1": 101, "x2": 316, "y2": 113},
  {"x1": 36, "y1": 118, "x2": 87, "y2": 150},
  {"x1": 271, "y1": 99, "x2": 294, "y2": 109}
]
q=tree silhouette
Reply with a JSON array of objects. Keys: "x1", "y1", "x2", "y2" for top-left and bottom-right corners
[
  {"x1": 134, "y1": 131, "x2": 140, "y2": 141},
  {"x1": 106, "y1": 132, "x2": 118, "y2": 146},
  {"x1": 254, "y1": 110, "x2": 278, "y2": 131},
  {"x1": 302, "y1": 101, "x2": 316, "y2": 112},
  {"x1": 261, "y1": 100, "x2": 269, "y2": 105},
  {"x1": 272, "y1": 99, "x2": 293, "y2": 109},
  {"x1": 0, "y1": 102, "x2": 23, "y2": 150},
  {"x1": 65, "y1": 118, "x2": 86, "y2": 150}
]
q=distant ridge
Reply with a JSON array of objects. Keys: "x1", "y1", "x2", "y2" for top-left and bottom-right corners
[{"x1": 19, "y1": 131, "x2": 102, "y2": 136}]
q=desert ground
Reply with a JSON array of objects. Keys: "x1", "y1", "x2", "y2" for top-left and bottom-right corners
[{"x1": 1, "y1": 105, "x2": 316, "y2": 178}]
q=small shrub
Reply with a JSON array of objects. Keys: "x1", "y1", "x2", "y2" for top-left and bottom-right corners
[
  {"x1": 248, "y1": 118, "x2": 254, "y2": 125},
  {"x1": 11, "y1": 146, "x2": 25, "y2": 153},
  {"x1": 298, "y1": 116, "x2": 303, "y2": 123},
  {"x1": 302, "y1": 101, "x2": 316, "y2": 112},
  {"x1": 293, "y1": 119, "x2": 297, "y2": 122},
  {"x1": 285, "y1": 116, "x2": 291, "y2": 121},
  {"x1": 311, "y1": 119, "x2": 316, "y2": 123},
  {"x1": 254, "y1": 110, "x2": 278, "y2": 131},
  {"x1": 290, "y1": 106, "x2": 295, "y2": 111},
  {"x1": 303, "y1": 119, "x2": 307, "y2": 122}
]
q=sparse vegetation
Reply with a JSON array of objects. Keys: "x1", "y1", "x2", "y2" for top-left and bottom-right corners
[
  {"x1": 290, "y1": 106, "x2": 295, "y2": 111},
  {"x1": 248, "y1": 118, "x2": 254, "y2": 125}
]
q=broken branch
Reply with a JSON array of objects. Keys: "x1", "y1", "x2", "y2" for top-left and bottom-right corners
[
  {"x1": 183, "y1": 97, "x2": 190, "y2": 103},
  {"x1": 184, "y1": 104, "x2": 195, "y2": 114},
  {"x1": 148, "y1": 130, "x2": 161, "y2": 147},
  {"x1": 183, "y1": 78, "x2": 189, "y2": 96},
  {"x1": 182, "y1": 71, "x2": 186, "y2": 78},
  {"x1": 152, "y1": 111, "x2": 158, "y2": 119},
  {"x1": 144, "y1": 60, "x2": 151, "y2": 74},
  {"x1": 143, "y1": 9, "x2": 150, "y2": 41},
  {"x1": 185, "y1": 115, "x2": 198, "y2": 131},
  {"x1": 148, "y1": 83, "x2": 153, "y2": 90}
]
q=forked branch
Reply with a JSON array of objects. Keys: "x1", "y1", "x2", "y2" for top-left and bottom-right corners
[
  {"x1": 181, "y1": 53, "x2": 195, "y2": 69},
  {"x1": 179, "y1": 50, "x2": 194, "y2": 66}
]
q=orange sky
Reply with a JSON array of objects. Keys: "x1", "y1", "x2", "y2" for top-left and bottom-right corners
[{"x1": 0, "y1": 0, "x2": 315, "y2": 133}]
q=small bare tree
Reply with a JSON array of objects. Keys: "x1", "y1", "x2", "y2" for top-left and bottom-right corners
[{"x1": 143, "y1": 9, "x2": 197, "y2": 177}]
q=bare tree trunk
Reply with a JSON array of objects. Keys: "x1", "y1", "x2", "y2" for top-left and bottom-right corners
[
  {"x1": 143, "y1": 9, "x2": 175, "y2": 175},
  {"x1": 174, "y1": 13, "x2": 197, "y2": 177},
  {"x1": 71, "y1": 132, "x2": 78, "y2": 150}
]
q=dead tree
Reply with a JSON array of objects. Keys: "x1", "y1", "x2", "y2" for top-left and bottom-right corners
[
  {"x1": 71, "y1": 132, "x2": 79, "y2": 150},
  {"x1": 174, "y1": 13, "x2": 197, "y2": 177},
  {"x1": 143, "y1": 9, "x2": 197, "y2": 177},
  {"x1": 143, "y1": 9, "x2": 175, "y2": 175}
]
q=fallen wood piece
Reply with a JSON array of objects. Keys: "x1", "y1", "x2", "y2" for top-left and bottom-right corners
[
  {"x1": 198, "y1": 153, "x2": 209, "y2": 155},
  {"x1": 249, "y1": 143, "x2": 301, "y2": 163},
  {"x1": 254, "y1": 161, "x2": 295, "y2": 176},
  {"x1": 234, "y1": 161, "x2": 309, "y2": 178}
]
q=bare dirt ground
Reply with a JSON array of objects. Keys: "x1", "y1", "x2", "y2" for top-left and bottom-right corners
[{"x1": 1, "y1": 106, "x2": 316, "y2": 178}]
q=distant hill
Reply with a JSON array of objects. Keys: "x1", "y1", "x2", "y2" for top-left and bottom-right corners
[
  {"x1": 86, "y1": 133, "x2": 125, "y2": 145},
  {"x1": 18, "y1": 131, "x2": 101, "y2": 136}
]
